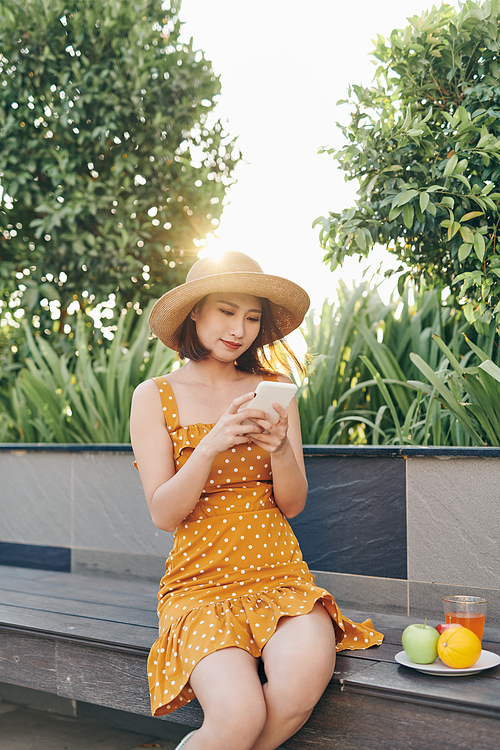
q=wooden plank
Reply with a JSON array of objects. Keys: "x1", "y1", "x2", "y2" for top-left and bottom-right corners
[
  {"x1": 332, "y1": 657, "x2": 378, "y2": 682},
  {"x1": 0, "y1": 630, "x2": 57, "y2": 692},
  {"x1": 0, "y1": 565, "x2": 158, "y2": 609},
  {"x1": 338, "y1": 641, "x2": 400, "y2": 663},
  {"x1": 0, "y1": 566, "x2": 55, "y2": 583},
  {"x1": 55, "y1": 639, "x2": 204, "y2": 727},
  {"x1": 0, "y1": 605, "x2": 156, "y2": 650},
  {"x1": 283, "y1": 686, "x2": 500, "y2": 750},
  {"x1": 342, "y1": 661, "x2": 500, "y2": 716},
  {"x1": 0, "y1": 588, "x2": 158, "y2": 628}
]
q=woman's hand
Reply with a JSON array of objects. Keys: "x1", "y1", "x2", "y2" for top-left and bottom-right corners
[
  {"x1": 199, "y1": 391, "x2": 268, "y2": 459},
  {"x1": 247, "y1": 401, "x2": 290, "y2": 454}
]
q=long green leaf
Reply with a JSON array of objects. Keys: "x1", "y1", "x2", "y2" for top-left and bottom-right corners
[{"x1": 409, "y1": 352, "x2": 484, "y2": 444}]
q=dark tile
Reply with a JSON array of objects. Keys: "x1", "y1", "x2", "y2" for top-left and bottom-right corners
[
  {"x1": 0, "y1": 542, "x2": 70, "y2": 572},
  {"x1": 290, "y1": 456, "x2": 407, "y2": 579}
]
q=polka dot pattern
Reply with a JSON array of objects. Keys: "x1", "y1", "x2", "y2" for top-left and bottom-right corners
[{"x1": 146, "y1": 377, "x2": 384, "y2": 718}]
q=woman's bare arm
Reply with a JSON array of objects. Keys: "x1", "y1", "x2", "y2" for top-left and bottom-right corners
[
  {"x1": 267, "y1": 397, "x2": 308, "y2": 518},
  {"x1": 130, "y1": 380, "x2": 266, "y2": 531},
  {"x1": 249, "y1": 375, "x2": 308, "y2": 518}
]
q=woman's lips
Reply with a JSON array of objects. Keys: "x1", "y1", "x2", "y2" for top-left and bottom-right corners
[{"x1": 221, "y1": 340, "x2": 241, "y2": 350}]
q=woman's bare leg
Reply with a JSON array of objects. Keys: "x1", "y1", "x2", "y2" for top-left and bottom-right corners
[
  {"x1": 250, "y1": 602, "x2": 336, "y2": 750},
  {"x1": 185, "y1": 647, "x2": 267, "y2": 750}
]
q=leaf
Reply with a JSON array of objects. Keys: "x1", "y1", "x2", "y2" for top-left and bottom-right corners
[
  {"x1": 458, "y1": 243, "x2": 473, "y2": 261},
  {"x1": 403, "y1": 202, "x2": 414, "y2": 228},
  {"x1": 454, "y1": 174, "x2": 472, "y2": 190},
  {"x1": 359, "y1": 356, "x2": 404, "y2": 445},
  {"x1": 459, "y1": 226, "x2": 474, "y2": 244},
  {"x1": 474, "y1": 232, "x2": 486, "y2": 261},
  {"x1": 419, "y1": 192, "x2": 430, "y2": 212},
  {"x1": 396, "y1": 189, "x2": 419, "y2": 206},
  {"x1": 409, "y1": 352, "x2": 483, "y2": 444},
  {"x1": 355, "y1": 228, "x2": 367, "y2": 251},
  {"x1": 478, "y1": 360, "x2": 500, "y2": 383},
  {"x1": 389, "y1": 206, "x2": 403, "y2": 221},
  {"x1": 443, "y1": 153, "x2": 459, "y2": 176},
  {"x1": 440, "y1": 196, "x2": 455, "y2": 209},
  {"x1": 460, "y1": 211, "x2": 484, "y2": 222}
]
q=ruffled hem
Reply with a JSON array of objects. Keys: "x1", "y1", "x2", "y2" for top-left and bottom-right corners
[{"x1": 147, "y1": 586, "x2": 383, "y2": 717}]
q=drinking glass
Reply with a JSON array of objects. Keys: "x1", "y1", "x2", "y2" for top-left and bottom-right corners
[{"x1": 443, "y1": 595, "x2": 487, "y2": 643}]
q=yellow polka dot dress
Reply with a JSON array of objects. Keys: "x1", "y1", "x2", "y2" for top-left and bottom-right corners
[{"x1": 147, "y1": 377, "x2": 383, "y2": 717}]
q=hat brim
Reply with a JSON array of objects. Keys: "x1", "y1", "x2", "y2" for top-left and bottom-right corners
[{"x1": 149, "y1": 271, "x2": 310, "y2": 351}]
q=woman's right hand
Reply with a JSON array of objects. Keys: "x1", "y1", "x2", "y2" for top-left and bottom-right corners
[{"x1": 200, "y1": 391, "x2": 266, "y2": 458}]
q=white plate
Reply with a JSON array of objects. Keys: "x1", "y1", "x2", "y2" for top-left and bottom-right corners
[{"x1": 395, "y1": 650, "x2": 500, "y2": 676}]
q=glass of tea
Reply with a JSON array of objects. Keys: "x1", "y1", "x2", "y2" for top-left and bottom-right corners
[{"x1": 443, "y1": 595, "x2": 487, "y2": 642}]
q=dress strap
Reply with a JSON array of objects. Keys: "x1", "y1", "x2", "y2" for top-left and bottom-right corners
[
  {"x1": 150, "y1": 377, "x2": 180, "y2": 432},
  {"x1": 133, "y1": 377, "x2": 179, "y2": 471},
  {"x1": 262, "y1": 373, "x2": 279, "y2": 382}
]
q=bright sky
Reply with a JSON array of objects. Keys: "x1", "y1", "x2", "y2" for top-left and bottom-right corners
[{"x1": 179, "y1": 0, "x2": 458, "y2": 311}]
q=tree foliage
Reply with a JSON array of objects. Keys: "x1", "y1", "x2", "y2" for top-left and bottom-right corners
[
  {"x1": 316, "y1": 0, "x2": 500, "y2": 332},
  {"x1": 0, "y1": 0, "x2": 239, "y2": 337}
]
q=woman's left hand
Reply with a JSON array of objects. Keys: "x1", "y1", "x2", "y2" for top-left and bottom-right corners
[{"x1": 248, "y1": 401, "x2": 289, "y2": 454}]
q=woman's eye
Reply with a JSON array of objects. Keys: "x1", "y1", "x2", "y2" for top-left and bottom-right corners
[
  {"x1": 248, "y1": 317, "x2": 260, "y2": 323},
  {"x1": 219, "y1": 308, "x2": 233, "y2": 315}
]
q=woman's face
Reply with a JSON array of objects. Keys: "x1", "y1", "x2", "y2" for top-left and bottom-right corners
[{"x1": 190, "y1": 292, "x2": 262, "y2": 361}]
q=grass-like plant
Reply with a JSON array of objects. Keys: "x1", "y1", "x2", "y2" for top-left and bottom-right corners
[
  {"x1": 0, "y1": 305, "x2": 176, "y2": 443},
  {"x1": 410, "y1": 334, "x2": 500, "y2": 446},
  {"x1": 3, "y1": 279, "x2": 499, "y2": 447},
  {"x1": 297, "y1": 282, "x2": 393, "y2": 444},
  {"x1": 297, "y1": 280, "x2": 500, "y2": 446}
]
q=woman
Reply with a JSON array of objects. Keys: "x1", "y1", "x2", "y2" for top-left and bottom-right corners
[{"x1": 130, "y1": 251, "x2": 383, "y2": 750}]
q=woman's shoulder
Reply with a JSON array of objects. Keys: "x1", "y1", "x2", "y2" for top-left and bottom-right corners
[
  {"x1": 134, "y1": 371, "x2": 179, "y2": 393},
  {"x1": 132, "y1": 378, "x2": 162, "y2": 408},
  {"x1": 133, "y1": 375, "x2": 176, "y2": 405}
]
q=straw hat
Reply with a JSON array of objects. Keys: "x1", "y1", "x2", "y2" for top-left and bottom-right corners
[{"x1": 149, "y1": 251, "x2": 310, "y2": 351}]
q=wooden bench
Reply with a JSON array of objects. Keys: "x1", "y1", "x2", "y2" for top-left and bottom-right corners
[{"x1": 1, "y1": 564, "x2": 500, "y2": 749}]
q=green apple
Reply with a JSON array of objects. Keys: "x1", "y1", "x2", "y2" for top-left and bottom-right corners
[{"x1": 402, "y1": 620, "x2": 440, "y2": 664}]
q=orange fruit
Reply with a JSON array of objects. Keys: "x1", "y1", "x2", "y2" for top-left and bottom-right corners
[{"x1": 437, "y1": 626, "x2": 481, "y2": 669}]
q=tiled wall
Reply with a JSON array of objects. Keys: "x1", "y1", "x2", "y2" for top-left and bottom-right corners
[
  {"x1": 1, "y1": 445, "x2": 499, "y2": 624},
  {"x1": 0, "y1": 447, "x2": 169, "y2": 582}
]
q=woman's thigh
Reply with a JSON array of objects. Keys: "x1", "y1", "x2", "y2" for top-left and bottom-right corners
[
  {"x1": 189, "y1": 647, "x2": 266, "y2": 732},
  {"x1": 261, "y1": 601, "x2": 336, "y2": 714}
]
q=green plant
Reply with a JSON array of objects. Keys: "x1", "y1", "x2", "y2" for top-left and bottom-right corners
[
  {"x1": 316, "y1": 0, "x2": 500, "y2": 330},
  {"x1": 0, "y1": 304, "x2": 176, "y2": 442},
  {"x1": 297, "y1": 283, "x2": 398, "y2": 444},
  {"x1": 410, "y1": 334, "x2": 500, "y2": 445},
  {"x1": 0, "y1": 0, "x2": 240, "y2": 335},
  {"x1": 297, "y1": 278, "x2": 500, "y2": 446}
]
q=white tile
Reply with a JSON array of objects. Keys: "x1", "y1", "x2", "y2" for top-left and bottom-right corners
[{"x1": 407, "y1": 457, "x2": 500, "y2": 588}]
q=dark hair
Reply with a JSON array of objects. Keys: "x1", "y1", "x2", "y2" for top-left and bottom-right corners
[{"x1": 177, "y1": 296, "x2": 305, "y2": 376}]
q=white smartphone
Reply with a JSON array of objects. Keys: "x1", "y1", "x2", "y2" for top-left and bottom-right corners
[{"x1": 240, "y1": 381, "x2": 298, "y2": 426}]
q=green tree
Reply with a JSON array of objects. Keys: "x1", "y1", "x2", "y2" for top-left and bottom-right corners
[
  {"x1": 0, "y1": 0, "x2": 239, "y2": 337},
  {"x1": 316, "y1": 0, "x2": 500, "y2": 332}
]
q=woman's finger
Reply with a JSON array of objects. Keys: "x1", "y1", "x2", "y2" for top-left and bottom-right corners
[{"x1": 228, "y1": 391, "x2": 257, "y2": 412}]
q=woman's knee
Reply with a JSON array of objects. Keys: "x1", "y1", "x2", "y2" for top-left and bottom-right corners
[
  {"x1": 203, "y1": 690, "x2": 267, "y2": 745},
  {"x1": 267, "y1": 674, "x2": 326, "y2": 722},
  {"x1": 190, "y1": 648, "x2": 267, "y2": 746}
]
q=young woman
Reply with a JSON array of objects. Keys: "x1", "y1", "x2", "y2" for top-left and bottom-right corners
[{"x1": 130, "y1": 251, "x2": 383, "y2": 750}]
